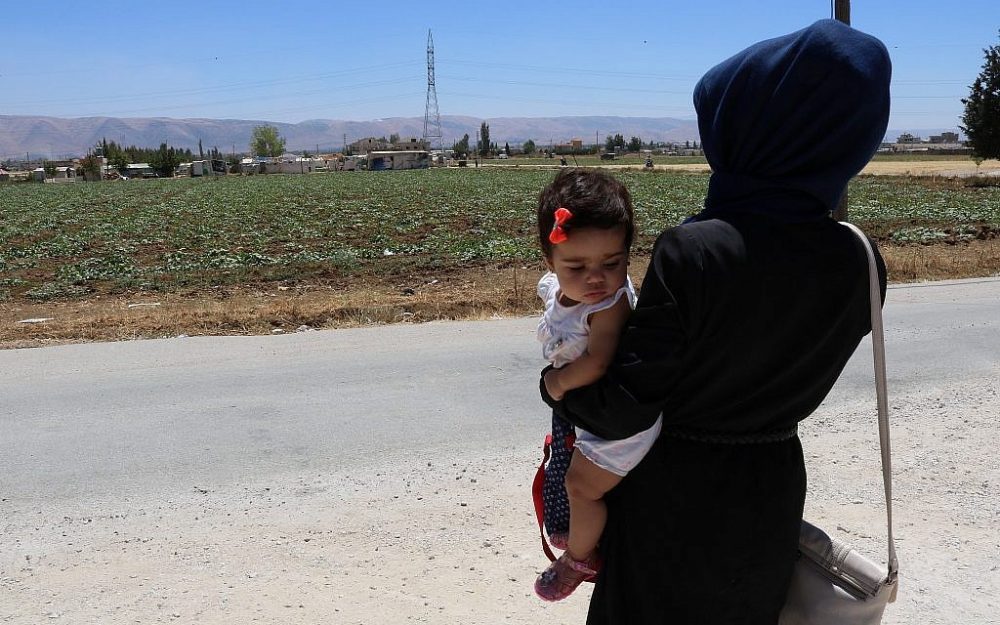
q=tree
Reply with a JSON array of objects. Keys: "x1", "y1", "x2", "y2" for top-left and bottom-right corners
[
  {"x1": 479, "y1": 122, "x2": 490, "y2": 157},
  {"x1": 389, "y1": 133, "x2": 400, "y2": 145},
  {"x1": 627, "y1": 136, "x2": 643, "y2": 153},
  {"x1": 522, "y1": 139, "x2": 536, "y2": 155},
  {"x1": 961, "y1": 31, "x2": 1000, "y2": 161},
  {"x1": 149, "y1": 142, "x2": 180, "y2": 177},
  {"x1": 43, "y1": 161, "x2": 57, "y2": 177},
  {"x1": 453, "y1": 133, "x2": 470, "y2": 155},
  {"x1": 504, "y1": 142, "x2": 511, "y2": 155},
  {"x1": 80, "y1": 154, "x2": 102, "y2": 181},
  {"x1": 110, "y1": 150, "x2": 128, "y2": 172},
  {"x1": 605, "y1": 135, "x2": 616, "y2": 152},
  {"x1": 250, "y1": 125, "x2": 286, "y2": 157}
]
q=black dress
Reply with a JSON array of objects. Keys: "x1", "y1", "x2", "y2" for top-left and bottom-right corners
[{"x1": 541, "y1": 214, "x2": 886, "y2": 624}]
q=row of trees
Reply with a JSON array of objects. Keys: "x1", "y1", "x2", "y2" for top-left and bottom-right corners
[
  {"x1": 91, "y1": 138, "x2": 241, "y2": 177},
  {"x1": 95, "y1": 138, "x2": 196, "y2": 175},
  {"x1": 449, "y1": 131, "x2": 694, "y2": 158}
]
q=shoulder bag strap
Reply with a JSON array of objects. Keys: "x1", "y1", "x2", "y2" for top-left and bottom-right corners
[{"x1": 840, "y1": 222, "x2": 899, "y2": 579}]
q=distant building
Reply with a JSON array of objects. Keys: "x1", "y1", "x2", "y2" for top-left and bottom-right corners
[
  {"x1": 929, "y1": 132, "x2": 959, "y2": 144},
  {"x1": 259, "y1": 157, "x2": 326, "y2": 174},
  {"x1": 896, "y1": 133, "x2": 921, "y2": 144},
  {"x1": 348, "y1": 137, "x2": 429, "y2": 154},
  {"x1": 367, "y1": 150, "x2": 429, "y2": 171},
  {"x1": 553, "y1": 138, "x2": 585, "y2": 154},
  {"x1": 349, "y1": 137, "x2": 389, "y2": 154},
  {"x1": 126, "y1": 163, "x2": 156, "y2": 178},
  {"x1": 391, "y1": 137, "x2": 429, "y2": 151},
  {"x1": 239, "y1": 158, "x2": 259, "y2": 175}
]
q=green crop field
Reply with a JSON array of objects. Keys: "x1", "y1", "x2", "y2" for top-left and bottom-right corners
[{"x1": 1, "y1": 168, "x2": 997, "y2": 302}]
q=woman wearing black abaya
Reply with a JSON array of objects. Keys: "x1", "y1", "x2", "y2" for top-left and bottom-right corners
[{"x1": 539, "y1": 20, "x2": 891, "y2": 624}]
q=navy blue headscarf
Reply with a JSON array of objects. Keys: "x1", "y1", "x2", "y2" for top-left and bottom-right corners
[{"x1": 692, "y1": 19, "x2": 891, "y2": 223}]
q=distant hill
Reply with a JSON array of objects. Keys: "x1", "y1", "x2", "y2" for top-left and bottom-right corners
[
  {"x1": 0, "y1": 114, "x2": 964, "y2": 160},
  {"x1": 0, "y1": 114, "x2": 702, "y2": 159}
]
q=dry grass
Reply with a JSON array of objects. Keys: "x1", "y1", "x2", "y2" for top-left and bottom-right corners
[
  {"x1": 882, "y1": 239, "x2": 1000, "y2": 282},
  {"x1": 0, "y1": 266, "x2": 547, "y2": 349},
  {"x1": 3, "y1": 240, "x2": 998, "y2": 350}
]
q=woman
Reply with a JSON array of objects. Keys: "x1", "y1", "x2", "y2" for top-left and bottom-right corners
[{"x1": 540, "y1": 20, "x2": 891, "y2": 624}]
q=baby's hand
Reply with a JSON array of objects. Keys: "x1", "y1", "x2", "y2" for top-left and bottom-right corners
[{"x1": 544, "y1": 369, "x2": 564, "y2": 401}]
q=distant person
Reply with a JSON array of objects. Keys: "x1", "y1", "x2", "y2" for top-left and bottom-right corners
[
  {"x1": 532, "y1": 168, "x2": 662, "y2": 602},
  {"x1": 538, "y1": 20, "x2": 891, "y2": 622}
]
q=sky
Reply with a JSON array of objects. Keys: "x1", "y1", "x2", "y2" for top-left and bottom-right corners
[{"x1": 3, "y1": 0, "x2": 997, "y2": 133}]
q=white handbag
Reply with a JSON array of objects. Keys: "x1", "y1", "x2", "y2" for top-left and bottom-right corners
[{"x1": 778, "y1": 223, "x2": 900, "y2": 625}]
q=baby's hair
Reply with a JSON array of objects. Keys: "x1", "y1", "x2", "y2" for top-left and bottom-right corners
[{"x1": 537, "y1": 168, "x2": 635, "y2": 257}]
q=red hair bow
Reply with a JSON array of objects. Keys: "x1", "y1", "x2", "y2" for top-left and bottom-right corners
[{"x1": 549, "y1": 207, "x2": 573, "y2": 244}]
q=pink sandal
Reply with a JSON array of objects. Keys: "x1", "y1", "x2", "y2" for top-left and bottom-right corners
[{"x1": 534, "y1": 551, "x2": 602, "y2": 602}]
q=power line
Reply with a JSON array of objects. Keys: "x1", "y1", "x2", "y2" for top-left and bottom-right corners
[
  {"x1": 4, "y1": 62, "x2": 424, "y2": 108},
  {"x1": 437, "y1": 58, "x2": 701, "y2": 81}
]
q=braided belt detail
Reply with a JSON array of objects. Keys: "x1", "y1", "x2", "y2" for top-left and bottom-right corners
[{"x1": 663, "y1": 425, "x2": 799, "y2": 445}]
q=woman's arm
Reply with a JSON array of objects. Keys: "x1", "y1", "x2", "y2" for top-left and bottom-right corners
[{"x1": 544, "y1": 297, "x2": 631, "y2": 400}]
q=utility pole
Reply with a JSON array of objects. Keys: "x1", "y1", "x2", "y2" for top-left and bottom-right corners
[
  {"x1": 834, "y1": 0, "x2": 850, "y2": 25},
  {"x1": 833, "y1": 0, "x2": 851, "y2": 222}
]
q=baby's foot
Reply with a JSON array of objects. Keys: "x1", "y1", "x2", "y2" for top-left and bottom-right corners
[{"x1": 534, "y1": 551, "x2": 601, "y2": 602}]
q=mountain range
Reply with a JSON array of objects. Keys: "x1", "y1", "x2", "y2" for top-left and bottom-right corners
[
  {"x1": 0, "y1": 115, "x2": 701, "y2": 160},
  {"x1": 0, "y1": 114, "x2": 962, "y2": 160}
]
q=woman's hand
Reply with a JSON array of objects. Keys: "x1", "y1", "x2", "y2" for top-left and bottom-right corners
[{"x1": 544, "y1": 369, "x2": 565, "y2": 401}]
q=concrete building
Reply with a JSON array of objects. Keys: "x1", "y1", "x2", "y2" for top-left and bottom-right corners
[
  {"x1": 930, "y1": 132, "x2": 960, "y2": 144},
  {"x1": 554, "y1": 138, "x2": 586, "y2": 154},
  {"x1": 349, "y1": 137, "x2": 389, "y2": 154},
  {"x1": 259, "y1": 157, "x2": 327, "y2": 174},
  {"x1": 367, "y1": 150, "x2": 429, "y2": 171},
  {"x1": 392, "y1": 137, "x2": 429, "y2": 151}
]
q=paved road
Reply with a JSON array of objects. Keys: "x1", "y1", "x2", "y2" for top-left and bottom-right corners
[
  {"x1": 3, "y1": 277, "x2": 998, "y2": 502},
  {"x1": 1, "y1": 277, "x2": 998, "y2": 624}
]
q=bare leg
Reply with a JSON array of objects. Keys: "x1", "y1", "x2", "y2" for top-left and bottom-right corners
[{"x1": 564, "y1": 449, "x2": 622, "y2": 562}]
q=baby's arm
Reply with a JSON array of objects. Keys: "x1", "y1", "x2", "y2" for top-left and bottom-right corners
[{"x1": 545, "y1": 297, "x2": 631, "y2": 401}]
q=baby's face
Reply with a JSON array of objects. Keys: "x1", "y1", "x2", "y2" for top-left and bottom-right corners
[{"x1": 546, "y1": 226, "x2": 629, "y2": 305}]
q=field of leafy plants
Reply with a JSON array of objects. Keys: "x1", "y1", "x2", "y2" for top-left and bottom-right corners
[{"x1": 1, "y1": 168, "x2": 997, "y2": 302}]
